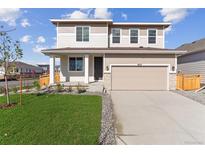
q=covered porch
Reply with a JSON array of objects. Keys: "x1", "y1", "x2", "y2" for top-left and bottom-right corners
[{"x1": 49, "y1": 54, "x2": 104, "y2": 85}]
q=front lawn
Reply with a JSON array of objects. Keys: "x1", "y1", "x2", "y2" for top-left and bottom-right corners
[{"x1": 0, "y1": 94, "x2": 102, "y2": 145}]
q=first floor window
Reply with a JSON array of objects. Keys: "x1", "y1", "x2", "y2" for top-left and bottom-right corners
[
  {"x1": 130, "y1": 28, "x2": 138, "y2": 43},
  {"x1": 69, "y1": 57, "x2": 83, "y2": 71},
  {"x1": 148, "y1": 29, "x2": 156, "y2": 44}
]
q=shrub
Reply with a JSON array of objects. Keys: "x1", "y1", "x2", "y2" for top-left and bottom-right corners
[
  {"x1": 76, "y1": 83, "x2": 86, "y2": 94},
  {"x1": 0, "y1": 86, "x2": 5, "y2": 94},
  {"x1": 56, "y1": 83, "x2": 63, "y2": 92},
  {"x1": 33, "y1": 81, "x2": 40, "y2": 90},
  {"x1": 67, "y1": 85, "x2": 73, "y2": 92},
  {"x1": 12, "y1": 87, "x2": 18, "y2": 93},
  {"x1": 35, "y1": 92, "x2": 46, "y2": 96},
  {"x1": 78, "y1": 87, "x2": 86, "y2": 94}
]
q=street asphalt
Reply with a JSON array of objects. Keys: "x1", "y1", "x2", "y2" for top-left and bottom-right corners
[{"x1": 0, "y1": 79, "x2": 37, "y2": 88}]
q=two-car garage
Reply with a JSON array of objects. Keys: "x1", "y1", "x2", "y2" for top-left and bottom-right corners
[
  {"x1": 111, "y1": 65, "x2": 169, "y2": 91},
  {"x1": 103, "y1": 52, "x2": 181, "y2": 91}
]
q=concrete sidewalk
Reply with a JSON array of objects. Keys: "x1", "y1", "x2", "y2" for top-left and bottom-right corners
[{"x1": 111, "y1": 91, "x2": 205, "y2": 145}]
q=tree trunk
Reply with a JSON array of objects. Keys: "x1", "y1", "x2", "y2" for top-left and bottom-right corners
[{"x1": 4, "y1": 75, "x2": 10, "y2": 105}]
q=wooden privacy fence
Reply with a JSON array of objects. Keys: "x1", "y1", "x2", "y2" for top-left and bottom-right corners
[
  {"x1": 176, "y1": 74, "x2": 201, "y2": 90},
  {"x1": 39, "y1": 72, "x2": 60, "y2": 87}
]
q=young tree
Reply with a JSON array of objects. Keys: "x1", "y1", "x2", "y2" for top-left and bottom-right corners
[{"x1": 0, "y1": 26, "x2": 23, "y2": 105}]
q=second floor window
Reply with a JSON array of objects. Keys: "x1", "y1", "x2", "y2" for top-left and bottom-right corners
[
  {"x1": 112, "y1": 28, "x2": 120, "y2": 43},
  {"x1": 130, "y1": 29, "x2": 138, "y2": 43},
  {"x1": 148, "y1": 29, "x2": 156, "y2": 44},
  {"x1": 76, "y1": 26, "x2": 89, "y2": 42}
]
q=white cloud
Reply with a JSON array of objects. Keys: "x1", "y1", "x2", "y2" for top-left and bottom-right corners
[
  {"x1": 80, "y1": 8, "x2": 93, "y2": 14},
  {"x1": 159, "y1": 8, "x2": 190, "y2": 24},
  {"x1": 62, "y1": 8, "x2": 112, "y2": 19},
  {"x1": 21, "y1": 18, "x2": 31, "y2": 28},
  {"x1": 0, "y1": 8, "x2": 21, "y2": 26},
  {"x1": 20, "y1": 35, "x2": 31, "y2": 43},
  {"x1": 37, "y1": 36, "x2": 46, "y2": 43},
  {"x1": 121, "y1": 13, "x2": 127, "y2": 20},
  {"x1": 32, "y1": 45, "x2": 48, "y2": 53},
  {"x1": 164, "y1": 26, "x2": 172, "y2": 33},
  {"x1": 159, "y1": 8, "x2": 193, "y2": 34},
  {"x1": 94, "y1": 8, "x2": 111, "y2": 19},
  {"x1": 62, "y1": 10, "x2": 89, "y2": 19}
]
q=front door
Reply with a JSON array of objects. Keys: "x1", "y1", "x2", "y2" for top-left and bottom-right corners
[{"x1": 94, "y1": 57, "x2": 103, "y2": 80}]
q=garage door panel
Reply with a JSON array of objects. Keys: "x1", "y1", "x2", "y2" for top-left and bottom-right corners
[{"x1": 111, "y1": 66, "x2": 168, "y2": 90}]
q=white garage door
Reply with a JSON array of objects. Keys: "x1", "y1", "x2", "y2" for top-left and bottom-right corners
[{"x1": 111, "y1": 66, "x2": 168, "y2": 90}]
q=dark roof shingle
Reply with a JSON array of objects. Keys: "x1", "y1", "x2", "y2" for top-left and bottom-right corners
[{"x1": 176, "y1": 38, "x2": 205, "y2": 54}]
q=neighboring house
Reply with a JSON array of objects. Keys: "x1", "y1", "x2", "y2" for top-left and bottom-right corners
[
  {"x1": 177, "y1": 38, "x2": 205, "y2": 83},
  {"x1": 37, "y1": 64, "x2": 50, "y2": 73},
  {"x1": 37, "y1": 64, "x2": 60, "y2": 73},
  {"x1": 55, "y1": 65, "x2": 60, "y2": 72},
  {"x1": 41, "y1": 19, "x2": 185, "y2": 91},
  {"x1": 0, "y1": 61, "x2": 43, "y2": 75}
]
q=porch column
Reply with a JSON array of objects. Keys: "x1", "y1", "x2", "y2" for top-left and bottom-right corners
[
  {"x1": 84, "y1": 54, "x2": 89, "y2": 84},
  {"x1": 60, "y1": 56, "x2": 68, "y2": 82},
  {"x1": 49, "y1": 56, "x2": 55, "y2": 84}
]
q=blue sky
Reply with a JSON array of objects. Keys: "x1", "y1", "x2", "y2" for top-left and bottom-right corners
[{"x1": 0, "y1": 8, "x2": 205, "y2": 65}]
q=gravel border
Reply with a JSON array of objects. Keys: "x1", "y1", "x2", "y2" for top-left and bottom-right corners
[
  {"x1": 99, "y1": 94, "x2": 116, "y2": 145},
  {"x1": 173, "y1": 90, "x2": 205, "y2": 105}
]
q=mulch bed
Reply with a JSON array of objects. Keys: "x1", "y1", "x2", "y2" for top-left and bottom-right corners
[{"x1": 0, "y1": 103, "x2": 17, "y2": 109}]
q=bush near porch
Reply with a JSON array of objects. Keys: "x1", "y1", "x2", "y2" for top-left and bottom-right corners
[{"x1": 0, "y1": 94, "x2": 102, "y2": 145}]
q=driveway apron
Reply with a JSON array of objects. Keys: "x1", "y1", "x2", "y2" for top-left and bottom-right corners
[{"x1": 111, "y1": 91, "x2": 205, "y2": 145}]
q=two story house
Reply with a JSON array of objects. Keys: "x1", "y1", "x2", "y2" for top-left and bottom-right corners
[{"x1": 41, "y1": 19, "x2": 185, "y2": 91}]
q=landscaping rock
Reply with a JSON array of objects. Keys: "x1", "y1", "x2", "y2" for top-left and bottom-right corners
[
  {"x1": 99, "y1": 94, "x2": 116, "y2": 145},
  {"x1": 173, "y1": 90, "x2": 205, "y2": 105}
]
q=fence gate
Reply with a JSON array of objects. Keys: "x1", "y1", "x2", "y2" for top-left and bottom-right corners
[{"x1": 176, "y1": 74, "x2": 200, "y2": 90}]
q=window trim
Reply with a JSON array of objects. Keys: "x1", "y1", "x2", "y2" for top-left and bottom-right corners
[
  {"x1": 147, "y1": 29, "x2": 157, "y2": 44},
  {"x1": 111, "y1": 28, "x2": 121, "y2": 44},
  {"x1": 68, "y1": 56, "x2": 84, "y2": 72},
  {"x1": 75, "y1": 26, "x2": 90, "y2": 42},
  {"x1": 129, "y1": 28, "x2": 139, "y2": 44}
]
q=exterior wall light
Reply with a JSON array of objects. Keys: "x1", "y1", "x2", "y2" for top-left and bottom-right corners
[
  {"x1": 106, "y1": 66, "x2": 109, "y2": 71},
  {"x1": 172, "y1": 66, "x2": 175, "y2": 71}
]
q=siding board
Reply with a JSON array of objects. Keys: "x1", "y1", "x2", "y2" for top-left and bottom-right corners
[
  {"x1": 178, "y1": 60, "x2": 205, "y2": 83},
  {"x1": 105, "y1": 54, "x2": 175, "y2": 72}
]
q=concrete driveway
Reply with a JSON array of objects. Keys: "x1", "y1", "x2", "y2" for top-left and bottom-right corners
[{"x1": 111, "y1": 91, "x2": 205, "y2": 145}]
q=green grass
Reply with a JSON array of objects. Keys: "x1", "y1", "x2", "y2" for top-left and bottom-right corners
[{"x1": 0, "y1": 94, "x2": 102, "y2": 145}]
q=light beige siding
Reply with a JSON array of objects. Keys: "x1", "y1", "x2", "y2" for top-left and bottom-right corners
[
  {"x1": 58, "y1": 23, "x2": 107, "y2": 33},
  {"x1": 109, "y1": 25, "x2": 164, "y2": 48},
  {"x1": 57, "y1": 23, "x2": 165, "y2": 48},
  {"x1": 105, "y1": 54, "x2": 175, "y2": 72},
  {"x1": 111, "y1": 66, "x2": 168, "y2": 90},
  {"x1": 169, "y1": 73, "x2": 176, "y2": 90},
  {"x1": 58, "y1": 24, "x2": 74, "y2": 33},
  {"x1": 59, "y1": 55, "x2": 94, "y2": 82},
  {"x1": 57, "y1": 23, "x2": 108, "y2": 48},
  {"x1": 60, "y1": 56, "x2": 68, "y2": 82},
  {"x1": 140, "y1": 28, "x2": 147, "y2": 36}
]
